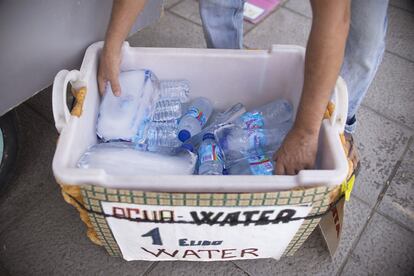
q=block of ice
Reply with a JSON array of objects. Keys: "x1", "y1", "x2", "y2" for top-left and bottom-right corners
[
  {"x1": 96, "y1": 69, "x2": 160, "y2": 142},
  {"x1": 77, "y1": 142, "x2": 197, "y2": 175}
]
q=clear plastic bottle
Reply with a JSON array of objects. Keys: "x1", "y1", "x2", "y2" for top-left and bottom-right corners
[
  {"x1": 216, "y1": 99, "x2": 293, "y2": 163},
  {"x1": 218, "y1": 120, "x2": 293, "y2": 162},
  {"x1": 178, "y1": 97, "x2": 213, "y2": 142},
  {"x1": 227, "y1": 152, "x2": 274, "y2": 175},
  {"x1": 234, "y1": 99, "x2": 293, "y2": 130},
  {"x1": 160, "y1": 80, "x2": 190, "y2": 103},
  {"x1": 198, "y1": 133, "x2": 225, "y2": 175},
  {"x1": 189, "y1": 103, "x2": 246, "y2": 146},
  {"x1": 146, "y1": 121, "x2": 182, "y2": 154},
  {"x1": 152, "y1": 98, "x2": 183, "y2": 122}
]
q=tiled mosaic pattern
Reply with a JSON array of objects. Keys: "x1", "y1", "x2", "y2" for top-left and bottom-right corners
[{"x1": 81, "y1": 185, "x2": 337, "y2": 258}]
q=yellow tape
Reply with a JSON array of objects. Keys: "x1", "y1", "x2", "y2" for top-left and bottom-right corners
[{"x1": 341, "y1": 174, "x2": 355, "y2": 201}]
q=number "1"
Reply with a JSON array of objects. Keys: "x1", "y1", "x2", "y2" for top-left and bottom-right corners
[{"x1": 141, "y1": 227, "x2": 163, "y2": 245}]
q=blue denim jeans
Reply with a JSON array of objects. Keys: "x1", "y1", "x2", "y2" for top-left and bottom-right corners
[{"x1": 199, "y1": 0, "x2": 389, "y2": 134}]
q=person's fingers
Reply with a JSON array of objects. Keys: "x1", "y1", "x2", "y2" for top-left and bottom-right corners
[
  {"x1": 304, "y1": 161, "x2": 314, "y2": 170},
  {"x1": 110, "y1": 76, "x2": 121, "y2": 97},
  {"x1": 275, "y1": 160, "x2": 285, "y2": 175},
  {"x1": 294, "y1": 165, "x2": 304, "y2": 175},
  {"x1": 97, "y1": 73, "x2": 106, "y2": 96},
  {"x1": 286, "y1": 165, "x2": 296, "y2": 176}
]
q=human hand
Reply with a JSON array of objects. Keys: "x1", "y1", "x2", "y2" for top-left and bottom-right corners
[
  {"x1": 98, "y1": 47, "x2": 122, "y2": 96},
  {"x1": 273, "y1": 126, "x2": 319, "y2": 175}
]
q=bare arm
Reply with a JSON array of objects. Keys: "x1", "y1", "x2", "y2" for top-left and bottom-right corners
[
  {"x1": 98, "y1": 0, "x2": 147, "y2": 96},
  {"x1": 274, "y1": 0, "x2": 350, "y2": 175}
]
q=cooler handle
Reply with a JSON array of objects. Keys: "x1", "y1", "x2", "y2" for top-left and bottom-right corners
[
  {"x1": 330, "y1": 77, "x2": 348, "y2": 133},
  {"x1": 52, "y1": 69, "x2": 81, "y2": 133}
]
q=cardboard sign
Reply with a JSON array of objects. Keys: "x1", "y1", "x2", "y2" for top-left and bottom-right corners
[
  {"x1": 101, "y1": 202, "x2": 312, "y2": 261},
  {"x1": 319, "y1": 197, "x2": 345, "y2": 256}
]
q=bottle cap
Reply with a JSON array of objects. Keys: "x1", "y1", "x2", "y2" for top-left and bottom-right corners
[
  {"x1": 178, "y1": 129, "x2": 191, "y2": 142},
  {"x1": 202, "y1": 133, "x2": 215, "y2": 141},
  {"x1": 181, "y1": 143, "x2": 194, "y2": 153}
]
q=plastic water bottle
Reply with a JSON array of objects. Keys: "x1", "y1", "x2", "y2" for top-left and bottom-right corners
[
  {"x1": 189, "y1": 103, "x2": 246, "y2": 146},
  {"x1": 217, "y1": 99, "x2": 293, "y2": 163},
  {"x1": 178, "y1": 97, "x2": 213, "y2": 142},
  {"x1": 160, "y1": 80, "x2": 190, "y2": 103},
  {"x1": 77, "y1": 142, "x2": 197, "y2": 175},
  {"x1": 218, "y1": 121, "x2": 293, "y2": 162},
  {"x1": 152, "y1": 98, "x2": 183, "y2": 121},
  {"x1": 227, "y1": 152, "x2": 275, "y2": 175},
  {"x1": 198, "y1": 133, "x2": 225, "y2": 175},
  {"x1": 146, "y1": 121, "x2": 182, "y2": 154},
  {"x1": 234, "y1": 99, "x2": 293, "y2": 130}
]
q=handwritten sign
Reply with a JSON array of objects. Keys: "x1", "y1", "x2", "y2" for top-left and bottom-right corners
[{"x1": 101, "y1": 202, "x2": 312, "y2": 261}]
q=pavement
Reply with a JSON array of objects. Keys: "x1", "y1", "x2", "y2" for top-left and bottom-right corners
[{"x1": 0, "y1": 0, "x2": 413, "y2": 275}]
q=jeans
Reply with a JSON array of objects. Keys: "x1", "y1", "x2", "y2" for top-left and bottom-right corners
[{"x1": 199, "y1": 0, "x2": 389, "y2": 134}]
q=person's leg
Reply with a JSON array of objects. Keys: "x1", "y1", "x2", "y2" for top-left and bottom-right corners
[
  {"x1": 341, "y1": 0, "x2": 389, "y2": 134},
  {"x1": 199, "y1": 0, "x2": 245, "y2": 49}
]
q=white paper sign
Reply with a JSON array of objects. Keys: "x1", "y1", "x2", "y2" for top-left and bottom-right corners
[{"x1": 101, "y1": 202, "x2": 312, "y2": 261}]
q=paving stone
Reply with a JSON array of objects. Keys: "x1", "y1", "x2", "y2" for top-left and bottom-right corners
[
  {"x1": 244, "y1": 7, "x2": 311, "y2": 49},
  {"x1": 233, "y1": 198, "x2": 372, "y2": 276},
  {"x1": 342, "y1": 212, "x2": 414, "y2": 276},
  {"x1": 0, "y1": 105, "x2": 58, "y2": 234},
  {"x1": 352, "y1": 106, "x2": 412, "y2": 206},
  {"x1": 378, "y1": 140, "x2": 414, "y2": 231},
  {"x1": 170, "y1": 0, "x2": 202, "y2": 25},
  {"x1": 164, "y1": 0, "x2": 184, "y2": 9},
  {"x1": 363, "y1": 52, "x2": 414, "y2": 129},
  {"x1": 128, "y1": 11, "x2": 206, "y2": 48},
  {"x1": 386, "y1": 6, "x2": 414, "y2": 61},
  {"x1": 390, "y1": 0, "x2": 414, "y2": 13},
  {"x1": 0, "y1": 184, "x2": 153, "y2": 276},
  {"x1": 24, "y1": 85, "x2": 54, "y2": 124},
  {"x1": 284, "y1": 0, "x2": 312, "y2": 18},
  {"x1": 0, "y1": 262, "x2": 10, "y2": 276},
  {"x1": 170, "y1": 0, "x2": 255, "y2": 35},
  {"x1": 148, "y1": 261, "x2": 246, "y2": 276}
]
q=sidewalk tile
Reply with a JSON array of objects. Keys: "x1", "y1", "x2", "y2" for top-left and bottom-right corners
[
  {"x1": 341, "y1": 212, "x2": 414, "y2": 276},
  {"x1": 387, "y1": 6, "x2": 414, "y2": 61},
  {"x1": 170, "y1": 0, "x2": 202, "y2": 25},
  {"x1": 390, "y1": 0, "x2": 414, "y2": 13},
  {"x1": 233, "y1": 198, "x2": 371, "y2": 276},
  {"x1": 148, "y1": 261, "x2": 246, "y2": 276},
  {"x1": 352, "y1": 106, "x2": 412, "y2": 206},
  {"x1": 0, "y1": 105, "x2": 58, "y2": 234},
  {"x1": 0, "y1": 262, "x2": 9, "y2": 276},
  {"x1": 378, "y1": 140, "x2": 414, "y2": 231},
  {"x1": 284, "y1": 0, "x2": 312, "y2": 18},
  {"x1": 363, "y1": 52, "x2": 414, "y2": 129},
  {"x1": 164, "y1": 0, "x2": 184, "y2": 9},
  {"x1": 25, "y1": 85, "x2": 55, "y2": 125},
  {"x1": 128, "y1": 11, "x2": 206, "y2": 48},
  {"x1": 0, "y1": 176, "x2": 153, "y2": 275},
  {"x1": 244, "y1": 7, "x2": 311, "y2": 49},
  {"x1": 170, "y1": 0, "x2": 255, "y2": 34}
]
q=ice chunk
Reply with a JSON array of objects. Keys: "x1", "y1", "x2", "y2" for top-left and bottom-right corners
[
  {"x1": 77, "y1": 142, "x2": 197, "y2": 175},
  {"x1": 96, "y1": 69, "x2": 160, "y2": 142}
]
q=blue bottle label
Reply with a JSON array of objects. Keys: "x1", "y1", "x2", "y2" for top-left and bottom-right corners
[
  {"x1": 239, "y1": 112, "x2": 264, "y2": 130},
  {"x1": 247, "y1": 154, "x2": 274, "y2": 175},
  {"x1": 186, "y1": 107, "x2": 206, "y2": 126},
  {"x1": 199, "y1": 144, "x2": 224, "y2": 165},
  {"x1": 246, "y1": 129, "x2": 266, "y2": 150}
]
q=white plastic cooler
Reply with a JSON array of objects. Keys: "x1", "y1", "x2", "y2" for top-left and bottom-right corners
[{"x1": 52, "y1": 42, "x2": 349, "y2": 261}]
